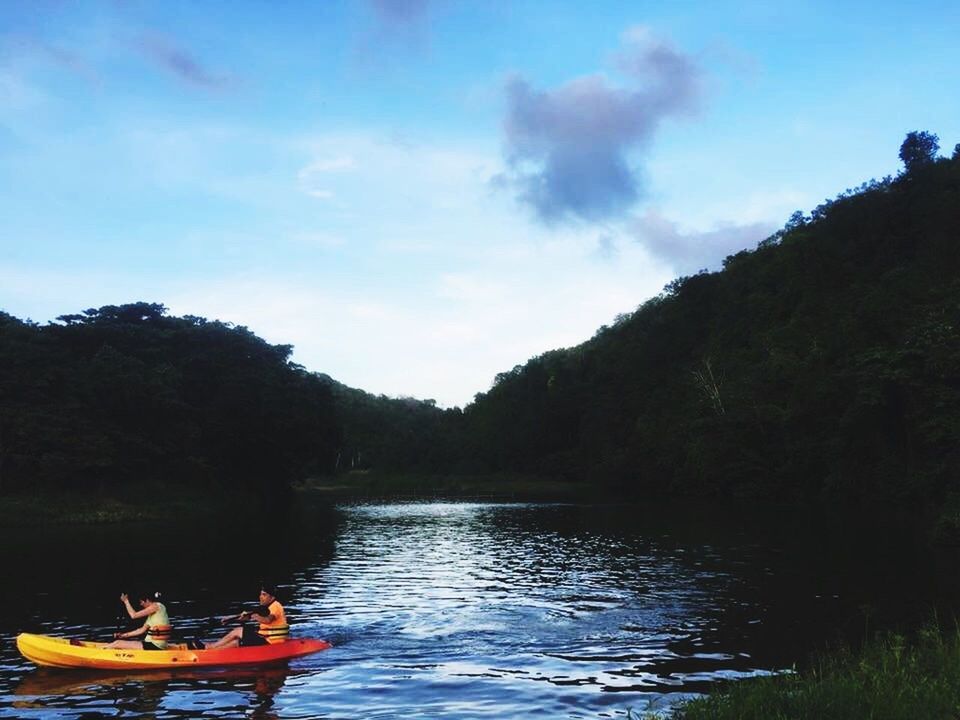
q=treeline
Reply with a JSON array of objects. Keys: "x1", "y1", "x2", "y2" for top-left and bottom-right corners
[
  {"x1": 0, "y1": 301, "x2": 454, "y2": 498},
  {"x1": 454, "y1": 136, "x2": 960, "y2": 503},
  {"x1": 3, "y1": 134, "x2": 959, "y2": 507},
  {"x1": 322, "y1": 379, "x2": 456, "y2": 474},
  {"x1": 0, "y1": 305, "x2": 342, "y2": 498}
]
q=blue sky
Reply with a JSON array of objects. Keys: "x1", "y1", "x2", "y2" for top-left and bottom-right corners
[{"x1": 2, "y1": 1, "x2": 958, "y2": 406}]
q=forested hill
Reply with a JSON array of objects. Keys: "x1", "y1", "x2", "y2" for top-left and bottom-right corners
[
  {"x1": 456, "y1": 145, "x2": 960, "y2": 503},
  {"x1": 2, "y1": 138, "x2": 958, "y2": 508},
  {"x1": 0, "y1": 305, "x2": 343, "y2": 498},
  {"x1": 0, "y1": 302, "x2": 450, "y2": 499}
]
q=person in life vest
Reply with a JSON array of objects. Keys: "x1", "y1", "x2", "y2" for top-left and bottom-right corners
[
  {"x1": 202, "y1": 585, "x2": 290, "y2": 650},
  {"x1": 101, "y1": 591, "x2": 172, "y2": 650}
]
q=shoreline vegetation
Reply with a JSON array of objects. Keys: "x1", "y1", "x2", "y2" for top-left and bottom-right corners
[
  {"x1": 5, "y1": 475, "x2": 956, "y2": 551},
  {"x1": 3, "y1": 475, "x2": 959, "y2": 552},
  {"x1": 0, "y1": 473, "x2": 589, "y2": 526},
  {"x1": 0, "y1": 486, "x2": 250, "y2": 526},
  {"x1": 295, "y1": 472, "x2": 592, "y2": 502},
  {"x1": 654, "y1": 621, "x2": 960, "y2": 720}
]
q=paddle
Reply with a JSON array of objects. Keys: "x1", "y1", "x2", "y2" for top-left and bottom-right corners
[
  {"x1": 217, "y1": 606, "x2": 268, "y2": 625},
  {"x1": 112, "y1": 613, "x2": 125, "y2": 640},
  {"x1": 109, "y1": 598, "x2": 139, "y2": 640},
  {"x1": 181, "y1": 613, "x2": 254, "y2": 650},
  {"x1": 108, "y1": 591, "x2": 144, "y2": 640},
  {"x1": 219, "y1": 613, "x2": 247, "y2": 625}
]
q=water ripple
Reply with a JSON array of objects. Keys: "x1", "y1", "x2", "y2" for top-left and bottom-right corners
[{"x1": 2, "y1": 500, "x2": 926, "y2": 719}]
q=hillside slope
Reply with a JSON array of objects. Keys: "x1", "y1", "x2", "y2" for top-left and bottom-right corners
[{"x1": 457, "y1": 155, "x2": 960, "y2": 503}]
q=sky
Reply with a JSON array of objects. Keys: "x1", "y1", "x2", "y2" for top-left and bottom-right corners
[{"x1": 2, "y1": 1, "x2": 958, "y2": 407}]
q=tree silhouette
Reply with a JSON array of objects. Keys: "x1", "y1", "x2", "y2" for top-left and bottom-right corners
[
  {"x1": 899, "y1": 131, "x2": 939, "y2": 172},
  {"x1": 0, "y1": 304, "x2": 343, "y2": 497}
]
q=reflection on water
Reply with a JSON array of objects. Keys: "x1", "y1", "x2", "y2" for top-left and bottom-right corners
[
  {"x1": 0, "y1": 501, "x2": 957, "y2": 718},
  {"x1": 13, "y1": 667, "x2": 290, "y2": 718}
]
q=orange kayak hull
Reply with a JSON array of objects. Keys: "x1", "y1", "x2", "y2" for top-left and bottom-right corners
[{"x1": 16, "y1": 632, "x2": 331, "y2": 670}]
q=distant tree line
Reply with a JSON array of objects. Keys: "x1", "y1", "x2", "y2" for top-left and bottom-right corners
[
  {"x1": 321, "y1": 380, "x2": 457, "y2": 475},
  {"x1": 2, "y1": 132, "x2": 958, "y2": 507},
  {"x1": 0, "y1": 304, "x2": 342, "y2": 499}
]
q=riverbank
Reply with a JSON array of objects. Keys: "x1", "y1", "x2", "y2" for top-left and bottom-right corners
[
  {"x1": 662, "y1": 622, "x2": 960, "y2": 719},
  {"x1": 0, "y1": 485, "x2": 254, "y2": 526},
  {"x1": 0, "y1": 473, "x2": 589, "y2": 526},
  {"x1": 295, "y1": 472, "x2": 592, "y2": 502},
  {"x1": 6, "y1": 474, "x2": 955, "y2": 534}
]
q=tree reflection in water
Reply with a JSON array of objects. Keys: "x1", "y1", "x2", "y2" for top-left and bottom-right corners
[{"x1": 13, "y1": 666, "x2": 292, "y2": 718}]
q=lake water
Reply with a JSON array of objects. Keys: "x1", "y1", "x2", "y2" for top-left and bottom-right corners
[{"x1": 1, "y1": 500, "x2": 957, "y2": 718}]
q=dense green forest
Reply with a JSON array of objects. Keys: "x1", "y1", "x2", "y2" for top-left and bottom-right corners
[
  {"x1": 2, "y1": 133, "x2": 958, "y2": 509},
  {"x1": 0, "y1": 305, "x2": 340, "y2": 499},
  {"x1": 457, "y1": 135, "x2": 960, "y2": 503},
  {"x1": 0, "y1": 302, "x2": 448, "y2": 500}
]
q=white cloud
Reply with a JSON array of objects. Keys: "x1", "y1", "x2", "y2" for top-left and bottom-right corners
[
  {"x1": 628, "y1": 209, "x2": 775, "y2": 274},
  {"x1": 305, "y1": 189, "x2": 335, "y2": 200},
  {"x1": 2, "y1": 126, "x2": 676, "y2": 407},
  {"x1": 296, "y1": 152, "x2": 360, "y2": 200},
  {"x1": 436, "y1": 273, "x2": 508, "y2": 303},
  {"x1": 298, "y1": 155, "x2": 356, "y2": 178},
  {"x1": 160, "y1": 232, "x2": 669, "y2": 408},
  {"x1": 498, "y1": 27, "x2": 703, "y2": 223}
]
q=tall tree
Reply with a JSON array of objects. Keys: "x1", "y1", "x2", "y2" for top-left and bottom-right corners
[{"x1": 899, "y1": 130, "x2": 940, "y2": 173}]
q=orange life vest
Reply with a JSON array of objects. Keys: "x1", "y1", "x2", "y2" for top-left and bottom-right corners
[{"x1": 257, "y1": 600, "x2": 289, "y2": 644}]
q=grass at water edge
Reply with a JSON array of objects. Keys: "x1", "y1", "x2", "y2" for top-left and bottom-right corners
[{"x1": 646, "y1": 622, "x2": 960, "y2": 720}]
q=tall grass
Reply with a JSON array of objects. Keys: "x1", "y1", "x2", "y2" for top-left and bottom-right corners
[{"x1": 667, "y1": 621, "x2": 960, "y2": 719}]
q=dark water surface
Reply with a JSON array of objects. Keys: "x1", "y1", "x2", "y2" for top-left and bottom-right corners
[{"x1": 1, "y1": 500, "x2": 958, "y2": 718}]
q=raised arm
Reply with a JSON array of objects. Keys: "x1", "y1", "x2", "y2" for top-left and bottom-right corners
[{"x1": 121, "y1": 593, "x2": 158, "y2": 620}]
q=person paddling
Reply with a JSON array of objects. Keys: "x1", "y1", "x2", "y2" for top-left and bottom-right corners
[
  {"x1": 101, "y1": 591, "x2": 172, "y2": 650},
  {"x1": 201, "y1": 585, "x2": 290, "y2": 650}
]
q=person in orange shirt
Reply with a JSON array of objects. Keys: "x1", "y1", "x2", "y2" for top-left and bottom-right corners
[{"x1": 202, "y1": 585, "x2": 290, "y2": 650}]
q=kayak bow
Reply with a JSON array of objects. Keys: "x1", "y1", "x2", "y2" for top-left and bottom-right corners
[{"x1": 16, "y1": 632, "x2": 331, "y2": 670}]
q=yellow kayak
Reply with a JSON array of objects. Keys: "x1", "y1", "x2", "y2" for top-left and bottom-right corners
[{"x1": 16, "y1": 632, "x2": 331, "y2": 670}]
